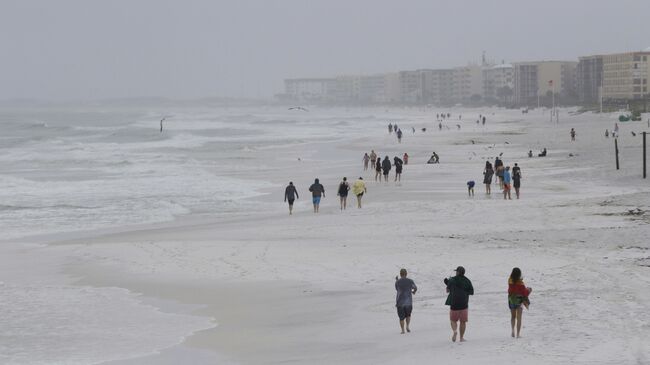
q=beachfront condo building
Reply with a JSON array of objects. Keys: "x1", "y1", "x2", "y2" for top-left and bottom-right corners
[
  {"x1": 284, "y1": 78, "x2": 337, "y2": 102},
  {"x1": 420, "y1": 68, "x2": 454, "y2": 105},
  {"x1": 513, "y1": 61, "x2": 577, "y2": 107},
  {"x1": 451, "y1": 65, "x2": 484, "y2": 103},
  {"x1": 601, "y1": 51, "x2": 650, "y2": 101},
  {"x1": 483, "y1": 63, "x2": 514, "y2": 104},
  {"x1": 577, "y1": 55, "x2": 604, "y2": 105}
]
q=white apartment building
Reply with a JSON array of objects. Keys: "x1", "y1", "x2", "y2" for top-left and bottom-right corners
[
  {"x1": 451, "y1": 65, "x2": 483, "y2": 103},
  {"x1": 483, "y1": 63, "x2": 514, "y2": 103},
  {"x1": 284, "y1": 78, "x2": 337, "y2": 102}
]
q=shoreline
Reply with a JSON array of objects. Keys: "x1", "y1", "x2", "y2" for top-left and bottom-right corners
[{"x1": 6, "y1": 106, "x2": 650, "y2": 364}]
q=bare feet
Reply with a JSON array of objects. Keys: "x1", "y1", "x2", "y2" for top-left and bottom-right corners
[
  {"x1": 406, "y1": 328, "x2": 410, "y2": 333},
  {"x1": 400, "y1": 331, "x2": 405, "y2": 334},
  {"x1": 516, "y1": 334, "x2": 521, "y2": 338},
  {"x1": 460, "y1": 338, "x2": 466, "y2": 342},
  {"x1": 452, "y1": 332, "x2": 457, "y2": 342},
  {"x1": 511, "y1": 332, "x2": 515, "y2": 338}
]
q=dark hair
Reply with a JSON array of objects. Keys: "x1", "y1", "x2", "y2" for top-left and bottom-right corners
[{"x1": 510, "y1": 267, "x2": 522, "y2": 282}]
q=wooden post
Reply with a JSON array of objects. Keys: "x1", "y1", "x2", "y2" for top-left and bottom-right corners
[
  {"x1": 615, "y1": 138, "x2": 620, "y2": 170},
  {"x1": 643, "y1": 132, "x2": 646, "y2": 179}
]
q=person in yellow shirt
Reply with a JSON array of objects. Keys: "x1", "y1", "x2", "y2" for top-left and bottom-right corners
[{"x1": 351, "y1": 177, "x2": 367, "y2": 208}]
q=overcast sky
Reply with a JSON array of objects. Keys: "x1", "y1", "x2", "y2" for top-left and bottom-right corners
[{"x1": 1, "y1": 0, "x2": 649, "y2": 100}]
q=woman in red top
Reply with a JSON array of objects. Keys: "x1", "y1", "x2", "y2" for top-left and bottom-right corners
[{"x1": 508, "y1": 267, "x2": 532, "y2": 338}]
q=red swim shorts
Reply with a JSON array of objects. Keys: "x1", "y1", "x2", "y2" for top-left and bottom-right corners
[{"x1": 449, "y1": 309, "x2": 468, "y2": 322}]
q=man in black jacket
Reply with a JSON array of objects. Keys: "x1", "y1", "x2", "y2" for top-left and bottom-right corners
[
  {"x1": 308, "y1": 178, "x2": 325, "y2": 213},
  {"x1": 445, "y1": 266, "x2": 474, "y2": 342},
  {"x1": 284, "y1": 182, "x2": 299, "y2": 215},
  {"x1": 381, "y1": 156, "x2": 392, "y2": 182}
]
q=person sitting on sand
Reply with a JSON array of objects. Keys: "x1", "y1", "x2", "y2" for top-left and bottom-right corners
[
  {"x1": 395, "y1": 268, "x2": 417, "y2": 334},
  {"x1": 427, "y1": 152, "x2": 440, "y2": 164},
  {"x1": 508, "y1": 267, "x2": 532, "y2": 338},
  {"x1": 538, "y1": 148, "x2": 547, "y2": 157}
]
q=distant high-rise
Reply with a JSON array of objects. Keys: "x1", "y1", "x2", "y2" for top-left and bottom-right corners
[
  {"x1": 483, "y1": 63, "x2": 514, "y2": 104},
  {"x1": 284, "y1": 78, "x2": 336, "y2": 102},
  {"x1": 601, "y1": 51, "x2": 650, "y2": 101},
  {"x1": 577, "y1": 55, "x2": 603, "y2": 105},
  {"x1": 513, "y1": 61, "x2": 577, "y2": 107}
]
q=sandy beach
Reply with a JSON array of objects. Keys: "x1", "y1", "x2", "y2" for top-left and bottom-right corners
[{"x1": 2, "y1": 106, "x2": 650, "y2": 364}]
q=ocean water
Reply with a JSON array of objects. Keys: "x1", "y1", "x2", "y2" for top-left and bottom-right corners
[{"x1": 0, "y1": 104, "x2": 389, "y2": 240}]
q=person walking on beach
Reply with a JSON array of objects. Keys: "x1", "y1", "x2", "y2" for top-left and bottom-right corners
[
  {"x1": 439, "y1": 122, "x2": 443, "y2": 131},
  {"x1": 445, "y1": 266, "x2": 474, "y2": 342},
  {"x1": 370, "y1": 150, "x2": 378, "y2": 169},
  {"x1": 482, "y1": 116, "x2": 486, "y2": 125},
  {"x1": 308, "y1": 178, "x2": 325, "y2": 213},
  {"x1": 503, "y1": 166, "x2": 512, "y2": 200},
  {"x1": 614, "y1": 122, "x2": 619, "y2": 138},
  {"x1": 484, "y1": 161, "x2": 494, "y2": 195},
  {"x1": 337, "y1": 177, "x2": 350, "y2": 210},
  {"x1": 403, "y1": 152, "x2": 409, "y2": 165},
  {"x1": 388, "y1": 123, "x2": 393, "y2": 134},
  {"x1": 395, "y1": 268, "x2": 417, "y2": 334},
  {"x1": 363, "y1": 153, "x2": 370, "y2": 171},
  {"x1": 374, "y1": 157, "x2": 382, "y2": 181},
  {"x1": 284, "y1": 182, "x2": 299, "y2": 215},
  {"x1": 508, "y1": 267, "x2": 532, "y2": 338},
  {"x1": 351, "y1": 177, "x2": 367, "y2": 208},
  {"x1": 397, "y1": 129, "x2": 403, "y2": 143},
  {"x1": 512, "y1": 163, "x2": 522, "y2": 199},
  {"x1": 495, "y1": 157, "x2": 504, "y2": 189},
  {"x1": 605, "y1": 129, "x2": 609, "y2": 138},
  {"x1": 467, "y1": 180, "x2": 475, "y2": 197},
  {"x1": 570, "y1": 128, "x2": 576, "y2": 142},
  {"x1": 382, "y1": 156, "x2": 392, "y2": 182},
  {"x1": 393, "y1": 156, "x2": 403, "y2": 182}
]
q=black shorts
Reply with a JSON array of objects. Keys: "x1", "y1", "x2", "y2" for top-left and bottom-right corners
[
  {"x1": 287, "y1": 199, "x2": 295, "y2": 206},
  {"x1": 397, "y1": 305, "x2": 413, "y2": 320}
]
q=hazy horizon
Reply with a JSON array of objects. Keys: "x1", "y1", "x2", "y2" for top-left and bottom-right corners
[{"x1": 2, "y1": 0, "x2": 649, "y2": 101}]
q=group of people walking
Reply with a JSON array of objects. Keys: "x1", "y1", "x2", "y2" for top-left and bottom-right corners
[
  {"x1": 482, "y1": 158, "x2": 522, "y2": 199},
  {"x1": 366, "y1": 150, "x2": 407, "y2": 183},
  {"x1": 395, "y1": 266, "x2": 532, "y2": 341},
  {"x1": 284, "y1": 177, "x2": 368, "y2": 214}
]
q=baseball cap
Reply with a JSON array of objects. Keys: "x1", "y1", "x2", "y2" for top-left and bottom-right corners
[{"x1": 454, "y1": 266, "x2": 465, "y2": 275}]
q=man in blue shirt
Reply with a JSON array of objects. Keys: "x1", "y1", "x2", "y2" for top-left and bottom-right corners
[
  {"x1": 503, "y1": 166, "x2": 512, "y2": 200},
  {"x1": 395, "y1": 268, "x2": 418, "y2": 334}
]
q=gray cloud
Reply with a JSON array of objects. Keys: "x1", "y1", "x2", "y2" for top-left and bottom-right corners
[{"x1": 1, "y1": 0, "x2": 648, "y2": 100}]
